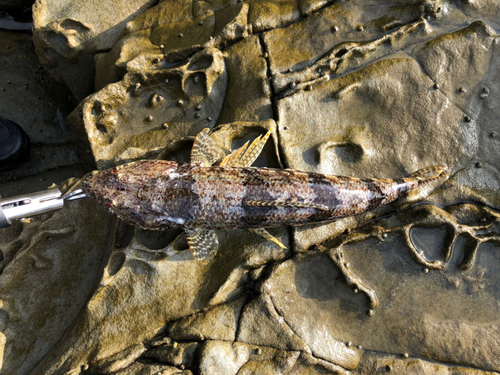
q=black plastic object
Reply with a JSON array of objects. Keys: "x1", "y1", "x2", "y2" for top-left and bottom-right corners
[{"x1": 0, "y1": 116, "x2": 30, "y2": 170}]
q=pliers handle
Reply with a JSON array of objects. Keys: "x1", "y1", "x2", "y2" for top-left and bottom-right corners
[{"x1": 0, "y1": 188, "x2": 87, "y2": 229}]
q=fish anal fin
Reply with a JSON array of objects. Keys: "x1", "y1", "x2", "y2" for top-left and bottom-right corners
[
  {"x1": 185, "y1": 228, "x2": 219, "y2": 263},
  {"x1": 250, "y1": 228, "x2": 286, "y2": 249},
  {"x1": 220, "y1": 124, "x2": 275, "y2": 167},
  {"x1": 190, "y1": 128, "x2": 224, "y2": 167},
  {"x1": 245, "y1": 200, "x2": 329, "y2": 212}
]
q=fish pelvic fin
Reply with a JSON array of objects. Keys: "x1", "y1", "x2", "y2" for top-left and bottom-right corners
[
  {"x1": 220, "y1": 124, "x2": 275, "y2": 167},
  {"x1": 190, "y1": 128, "x2": 224, "y2": 167},
  {"x1": 185, "y1": 228, "x2": 219, "y2": 263},
  {"x1": 250, "y1": 228, "x2": 287, "y2": 249},
  {"x1": 407, "y1": 165, "x2": 449, "y2": 181}
]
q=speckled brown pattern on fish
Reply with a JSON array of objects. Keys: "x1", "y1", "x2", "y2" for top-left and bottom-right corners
[{"x1": 83, "y1": 127, "x2": 449, "y2": 263}]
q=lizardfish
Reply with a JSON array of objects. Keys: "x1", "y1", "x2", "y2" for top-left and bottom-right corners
[{"x1": 83, "y1": 126, "x2": 449, "y2": 263}]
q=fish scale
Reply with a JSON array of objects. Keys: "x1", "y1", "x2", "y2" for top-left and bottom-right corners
[{"x1": 83, "y1": 125, "x2": 450, "y2": 263}]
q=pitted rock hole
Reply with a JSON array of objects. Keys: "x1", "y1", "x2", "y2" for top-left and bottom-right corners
[
  {"x1": 409, "y1": 226, "x2": 447, "y2": 261},
  {"x1": 319, "y1": 141, "x2": 364, "y2": 164},
  {"x1": 335, "y1": 48, "x2": 348, "y2": 58},
  {"x1": 188, "y1": 53, "x2": 214, "y2": 71},
  {"x1": 184, "y1": 72, "x2": 207, "y2": 96},
  {"x1": 135, "y1": 228, "x2": 183, "y2": 250},
  {"x1": 59, "y1": 19, "x2": 91, "y2": 33},
  {"x1": 334, "y1": 142, "x2": 364, "y2": 163},
  {"x1": 107, "y1": 251, "x2": 126, "y2": 277}
]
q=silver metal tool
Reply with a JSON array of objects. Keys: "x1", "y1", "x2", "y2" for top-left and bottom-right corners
[{"x1": 0, "y1": 188, "x2": 87, "y2": 229}]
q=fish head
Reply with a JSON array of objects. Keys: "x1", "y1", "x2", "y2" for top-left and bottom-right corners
[{"x1": 83, "y1": 160, "x2": 180, "y2": 228}]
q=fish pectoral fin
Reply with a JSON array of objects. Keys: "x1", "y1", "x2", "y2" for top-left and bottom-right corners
[
  {"x1": 245, "y1": 200, "x2": 329, "y2": 212},
  {"x1": 185, "y1": 228, "x2": 219, "y2": 264},
  {"x1": 220, "y1": 124, "x2": 275, "y2": 167},
  {"x1": 250, "y1": 228, "x2": 286, "y2": 249},
  {"x1": 190, "y1": 128, "x2": 224, "y2": 167}
]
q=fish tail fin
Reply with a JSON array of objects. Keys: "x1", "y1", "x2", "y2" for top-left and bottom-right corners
[{"x1": 407, "y1": 165, "x2": 449, "y2": 181}]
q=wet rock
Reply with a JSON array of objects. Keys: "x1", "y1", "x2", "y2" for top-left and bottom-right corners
[
  {"x1": 144, "y1": 341, "x2": 199, "y2": 368},
  {"x1": 260, "y1": 253, "x2": 364, "y2": 370},
  {"x1": 277, "y1": 55, "x2": 476, "y2": 250},
  {"x1": 237, "y1": 293, "x2": 310, "y2": 352},
  {"x1": 261, "y1": 209, "x2": 500, "y2": 373},
  {"x1": 71, "y1": 47, "x2": 228, "y2": 170},
  {"x1": 28, "y1": 216, "x2": 288, "y2": 374},
  {"x1": 86, "y1": 343, "x2": 146, "y2": 374},
  {"x1": 114, "y1": 362, "x2": 193, "y2": 375},
  {"x1": 264, "y1": 2, "x2": 427, "y2": 90},
  {"x1": 0, "y1": 182, "x2": 115, "y2": 375},
  {"x1": 217, "y1": 35, "x2": 272, "y2": 124},
  {"x1": 198, "y1": 340, "x2": 300, "y2": 375},
  {"x1": 414, "y1": 21, "x2": 496, "y2": 119},
  {"x1": 11, "y1": 1, "x2": 500, "y2": 374},
  {"x1": 0, "y1": 30, "x2": 80, "y2": 181},
  {"x1": 167, "y1": 295, "x2": 248, "y2": 342},
  {"x1": 354, "y1": 351, "x2": 499, "y2": 375},
  {"x1": 289, "y1": 352, "x2": 347, "y2": 375},
  {"x1": 421, "y1": 23, "x2": 500, "y2": 208},
  {"x1": 32, "y1": 0, "x2": 157, "y2": 99}
]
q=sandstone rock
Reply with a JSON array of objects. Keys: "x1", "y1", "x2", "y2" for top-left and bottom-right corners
[
  {"x1": 167, "y1": 295, "x2": 248, "y2": 342},
  {"x1": 27, "y1": 214, "x2": 288, "y2": 374},
  {"x1": 354, "y1": 351, "x2": 499, "y2": 375},
  {"x1": 115, "y1": 362, "x2": 193, "y2": 375},
  {"x1": 144, "y1": 341, "x2": 199, "y2": 369},
  {"x1": 0, "y1": 186, "x2": 114, "y2": 375},
  {"x1": 415, "y1": 22, "x2": 500, "y2": 208},
  {"x1": 261, "y1": 216, "x2": 500, "y2": 372},
  {"x1": 277, "y1": 55, "x2": 476, "y2": 250},
  {"x1": 259, "y1": 253, "x2": 364, "y2": 370},
  {"x1": 71, "y1": 47, "x2": 228, "y2": 170},
  {"x1": 263, "y1": 1, "x2": 426, "y2": 88},
  {"x1": 217, "y1": 35, "x2": 272, "y2": 124},
  {"x1": 0, "y1": 30, "x2": 80, "y2": 182},
  {"x1": 32, "y1": 0, "x2": 157, "y2": 99},
  {"x1": 414, "y1": 21, "x2": 496, "y2": 118},
  {"x1": 198, "y1": 340, "x2": 300, "y2": 375},
  {"x1": 8, "y1": 1, "x2": 500, "y2": 374},
  {"x1": 289, "y1": 352, "x2": 348, "y2": 375},
  {"x1": 237, "y1": 293, "x2": 310, "y2": 352},
  {"x1": 87, "y1": 343, "x2": 146, "y2": 374}
]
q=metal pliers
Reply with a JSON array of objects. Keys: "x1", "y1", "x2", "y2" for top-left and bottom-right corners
[{"x1": 0, "y1": 188, "x2": 87, "y2": 229}]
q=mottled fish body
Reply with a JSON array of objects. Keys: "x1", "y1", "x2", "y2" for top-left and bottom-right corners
[{"x1": 83, "y1": 126, "x2": 449, "y2": 262}]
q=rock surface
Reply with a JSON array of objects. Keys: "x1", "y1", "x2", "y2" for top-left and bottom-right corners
[{"x1": 1, "y1": 0, "x2": 499, "y2": 374}]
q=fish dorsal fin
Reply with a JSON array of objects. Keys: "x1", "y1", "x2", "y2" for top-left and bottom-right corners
[
  {"x1": 220, "y1": 125, "x2": 275, "y2": 167},
  {"x1": 249, "y1": 228, "x2": 286, "y2": 249},
  {"x1": 190, "y1": 128, "x2": 224, "y2": 167},
  {"x1": 185, "y1": 228, "x2": 219, "y2": 263},
  {"x1": 220, "y1": 140, "x2": 249, "y2": 167},
  {"x1": 245, "y1": 200, "x2": 329, "y2": 211}
]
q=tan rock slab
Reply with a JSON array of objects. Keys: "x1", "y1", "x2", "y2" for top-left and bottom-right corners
[
  {"x1": 0, "y1": 189, "x2": 114, "y2": 375},
  {"x1": 33, "y1": 0, "x2": 157, "y2": 98},
  {"x1": 277, "y1": 55, "x2": 476, "y2": 250}
]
